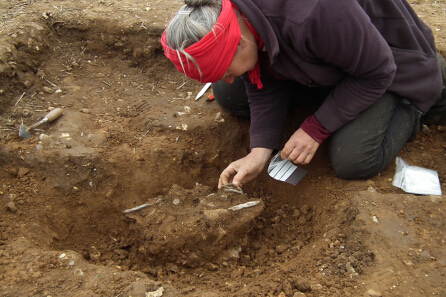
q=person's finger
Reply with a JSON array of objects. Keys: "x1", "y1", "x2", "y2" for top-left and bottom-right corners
[
  {"x1": 303, "y1": 153, "x2": 314, "y2": 165},
  {"x1": 295, "y1": 151, "x2": 309, "y2": 164},
  {"x1": 218, "y1": 172, "x2": 231, "y2": 188},
  {"x1": 218, "y1": 166, "x2": 237, "y2": 188},
  {"x1": 280, "y1": 149, "x2": 287, "y2": 160}
]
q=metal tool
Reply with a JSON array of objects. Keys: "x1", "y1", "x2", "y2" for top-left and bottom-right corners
[
  {"x1": 195, "y1": 82, "x2": 212, "y2": 100},
  {"x1": 19, "y1": 107, "x2": 64, "y2": 138}
]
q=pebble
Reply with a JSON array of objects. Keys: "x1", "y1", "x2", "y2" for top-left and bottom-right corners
[
  {"x1": 88, "y1": 246, "x2": 101, "y2": 263},
  {"x1": 6, "y1": 201, "x2": 18, "y2": 213},
  {"x1": 43, "y1": 86, "x2": 54, "y2": 94},
  {"x1": 293, "y1": 293, "x2": 307, "y2": 297},
  {"x1": 205, "y1": 263, "x2": 219, "y2": 271},
  {"x1": 24, "y1": 80, "x2": 33, "y2": 88},
  {"x1": 17, "y1": 167, "x2": 30, "y2": 178},
  {"x1": 367, "y1": 186, "x2": 377, "y2": 192},
  {"x1": 276, "y1": 244, "x2": 289, "y2": 254},
  {"x1": 214, "y1": 112, "x2": 224, "y2": 123},
  {"x1": 146, "y1": 287, "x2": 164, "y2": 297},
  {"x1": 367, "y1": 289, "x2": 382, "y2": 297},
  {"x1": 292, "y1": 209, "x2": 301, "y2": 218},
  {"x1": 128, "y1": 281, "x2": 147, "y2": 297},
  {"x1": 292, "y1": 276, "x2": 311, "y2": 292}
]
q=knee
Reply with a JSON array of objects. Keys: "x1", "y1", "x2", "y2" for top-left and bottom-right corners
[
  {"x1": 330, "y1": 149, "x2": 382, "y2": 180},
  {"x1": 331, "y1": 161, "x2": 381, "y2": 180}
]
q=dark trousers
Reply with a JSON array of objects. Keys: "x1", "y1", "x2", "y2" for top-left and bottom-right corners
[{"x1": 213, "y1": 77, "x2": 423, "y2": 179}]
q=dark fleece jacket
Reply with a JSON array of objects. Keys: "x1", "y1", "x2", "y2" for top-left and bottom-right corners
[{"x1": 231, "y1": 0, "x2": 443, "y2": 149}]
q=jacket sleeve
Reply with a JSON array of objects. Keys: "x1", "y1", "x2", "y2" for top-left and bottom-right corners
[
  {"x1": 244, "y1": 74, "x2": 291, "y2": 150},
  {"x1": 301, "y1": 0, "x2": 397, "y2": 132}
]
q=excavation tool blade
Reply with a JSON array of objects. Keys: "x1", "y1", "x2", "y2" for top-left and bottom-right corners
[
  {"x1": 18, "y1": 107, "x2": 64, "y2": 138},
  {"x1": 195, "y1": 82, "x2": 212, "y2": 100}
]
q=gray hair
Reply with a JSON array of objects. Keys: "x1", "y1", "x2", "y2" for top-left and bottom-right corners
[{"x1": 164, "y1": 0, "x2": 223, "y2": 78}]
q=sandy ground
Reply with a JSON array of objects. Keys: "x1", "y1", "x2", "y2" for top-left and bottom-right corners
[{"x1": 1, "y1": 0, "x2": 446, "y2": 296}]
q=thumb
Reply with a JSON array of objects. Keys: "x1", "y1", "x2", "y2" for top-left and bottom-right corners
[{"x1": 280, "y1": 149, "x2": 287, "y2": 160}]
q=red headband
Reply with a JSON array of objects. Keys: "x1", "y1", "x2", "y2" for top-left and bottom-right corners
[{"x1": 160, "y1": 0, "x2": 241, "y2": 83}]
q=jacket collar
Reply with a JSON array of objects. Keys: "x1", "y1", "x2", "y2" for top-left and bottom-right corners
[{"x1": 230, "y1": 0, "x2": 279, "y2": 64}]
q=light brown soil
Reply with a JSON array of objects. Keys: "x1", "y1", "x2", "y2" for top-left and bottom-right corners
[{"x1": 1, "y1": 0, "x2": 446, "y2": 296}]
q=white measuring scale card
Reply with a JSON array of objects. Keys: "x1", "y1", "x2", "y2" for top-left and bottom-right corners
[{"x1": 267, "y1": 151, "x2": 307, "y2": 185}]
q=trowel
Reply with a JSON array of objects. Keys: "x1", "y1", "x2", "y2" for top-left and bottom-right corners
[{"x1": 19, "y1": 107, "x2": 64, "y2": 138}]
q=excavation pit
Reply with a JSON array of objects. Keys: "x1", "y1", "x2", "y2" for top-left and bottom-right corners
[{"x1": 1, "y1": 1, "x2": 446, "y2": 296}]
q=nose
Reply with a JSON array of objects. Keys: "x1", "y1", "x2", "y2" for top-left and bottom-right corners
[{"x1": 222, "y1": 75, "x2": 235, "y2": 84}]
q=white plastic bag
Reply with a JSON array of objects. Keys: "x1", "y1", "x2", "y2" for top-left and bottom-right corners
[{"x1": 392, "y1": 157, "x2": 442, "y2": 195}]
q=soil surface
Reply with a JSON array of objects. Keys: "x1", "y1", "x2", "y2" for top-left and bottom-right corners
[{"x1": 1, "y1": 0, "x2": 446, "y2": 296}]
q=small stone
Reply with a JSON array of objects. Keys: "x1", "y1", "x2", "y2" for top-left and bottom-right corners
[
  {"x1": 17, "y1": 168, "x2": 30, "y2": 178},
  {"x1": 367, "y1": 289, "x2": 382, "y2": 297},
  {"x1": 367, "y1": 186, "x2": 377, "y2": 192},
  {"x1": 24, "y1": 80, "x2": 33, "y2": 88},
  {"x1": 214, "y1": 112, "x2": 225, "y2": 123},
  {"x1": 281, "y1": 279, "x2": 293, "y2": 296},
  {"x1": 346, "y1": 262, "x2": 358, "y2": 275},
  {"x1": 403, "y1": 260, "x2": 414, "y2": 267},
  {"x1": 275, "y1": 244, "x2": 289, "y2": 254},
  {"x1": 297, "y1": 215, "x2": 307, "y2": 225},
  {"x1": 146, "y1": 287, "x2": 164, "y2": 297},
  {"x1": 81, "y1": 108, "x2": 91, "y2": 114},
  {"x1": 293, "y1": 293, "x2": 307, "y2": 297},
  {"x1": 206, "y1": 263, "x2": 219, "y2": 271},
  {"x1": 129, "y1": 281, "x2": 147, "y2": 297},
  {"x1": 39, "y1": 133, "x2": 50, "y2": 140},
  {"x1": 89, "y1": 246, "x2": 101, "y2": 263},
  {"x1": 292, "y1": 276, "x2": 311, "y2": 292},
  {"x1": 43, "y1": 86, "x2": 54, "y2": 94},
  {"x1": 292, "y1": 209, "x2": 301, "y2": 218},
  {"x1": 6, "y1": 201, "x2": 18, "y2": 213},
  {"x1": 5, "y1": 119, "x2": 15, "y2": 126}
]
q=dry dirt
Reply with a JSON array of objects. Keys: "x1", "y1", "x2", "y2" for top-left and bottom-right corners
[{"x1": 1, "y1": 0, "x2": 446, "y2": 296}]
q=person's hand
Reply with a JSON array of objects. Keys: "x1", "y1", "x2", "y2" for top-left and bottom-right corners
[
  {"x1": 218, "y1": 147, "x2": 273, "y2": 188},
  {"x1": 281, "y1": 128, "x2": 319, "y2": 165}
]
